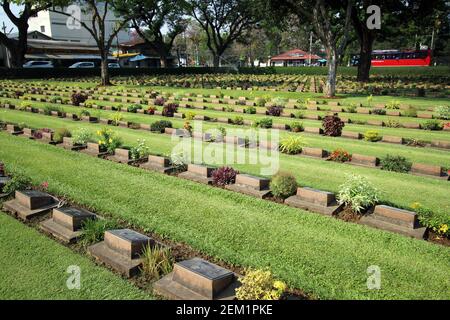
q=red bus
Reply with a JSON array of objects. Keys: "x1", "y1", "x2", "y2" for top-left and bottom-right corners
[{"x1": 351, "y1": 49, "x2": 432, "y2": 67}]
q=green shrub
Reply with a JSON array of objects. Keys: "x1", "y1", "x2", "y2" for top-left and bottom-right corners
[
  {"x1": 385, "y1": 100, "x2": 400, "y2": 109},
  {"x1": 402, "y1": 106, "x2": 417, "y2": 117},
  {"x1": 255, "y1": 97, "x2": 266, "y2": 107},
  {"x1": 363, "y1": 130, "x2": 381, "y2": 142},
  {"x1": 109, "y1": 112, "x2": 123, "y2": 126},
  {"x1": 254, "y1": 117, "x2": 272, "y2": 128},
  {"x1": 279, "y1": 135, "x2": 304, "y2": 154},
  {"x1": 185, "y1": 111, "x2": 196, "y2": 120},
  {"x1": 150, "y1": 120, "x2": 172, "y2": 133},
  {"x1": 127, "y1": 104, "x2": 143, "y2": 113},
  {"x1": 43, "y1": 105, "x2": 63, "y2": 115},
  {"x1": 338, "y1": 174, "x2": 379, "y2": 214},
  {"x1": 290, "y1": 121, "x2": 303, "y2": 132},
  {"x1": 1, "y1": 172, "x2": 31, "y2": 194},
  {"x1": 294, "y1": 111, "x2": 304, "y2": 119},
  {"x1": 270, "y1": 172, "x2": 297, "y2": 199},
  {"x1": 271, "y1": 97, "x2": 286, "y2": 107},
  {"x1": 380, "y1": 155, "x2": 412, "y2": 173},
  {"x1": 53, "y1": 128, "x2": 71, "y2": 143},
  {"x1": 233, "y1": 116, "x2": 244, "y2": 125},
  {"x1": 72, "y1": 128, "x2": 93, "y2": 145},
  {"x1": 434, "y1": 105, "x2": 450, "y2": 120},
  {"x1": 245, "y1": 106, "x2": 256, "y2": 114},
  {"x1": 346, "y1": 103, "x2": 357, "y2": 113},
  {"x1": 235, "y1": 268, "x2": 287, "y2": 300},
  {"x1": 412, "y1": 203, "x2": 450, "y2": 237},
  {"x1": 421, "y1": 119, "x2": 443, "y2": 131},
  {"x1": 384, "y1": 119, "x2": 401, "y2": 128},
  {"x1": 49, "y1": 95, "x2": 62, "y2": 103},
  {"x1": 130, "y1": 139, "x2": 149, "y2": 160},
  {"x1": 18, "y1": 101, "x2": 32, "y2": 110},
  {"x1": 79, "y1": 219, "x2": 117, "y2": 247},
  {"x1": 140, "y1": 245, "x2": 173, "y2": 281},
  {"x1": 371, "y1": 108, "x2": 386, "y2": 115}
]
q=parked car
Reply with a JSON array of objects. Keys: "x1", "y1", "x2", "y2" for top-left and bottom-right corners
[
  {"x1": 108, "y1": 63, "x2": 120, "y2": 68},
  {"x1": 23, "y1": 61, "x2": 54, "y2": 68},
  {"x1": 69, "y1": 62, "x2": 95, "y2": 68}
]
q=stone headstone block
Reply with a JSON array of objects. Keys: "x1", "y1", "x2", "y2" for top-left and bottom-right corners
[
  {"x1": 53, "y1": 207, "x2": 96, "y2": 231},
  {"x1": 382, "y1": 135, "x2": 403, "y2": 144},
  {"x1": 302, "y1": 147, "x2": 326, "y2": 158},
  {"x1": 15, "y1": 190, "x2": 54, "y2": 210},
  {"x1": 104, "y1": 229, "x2": 152, "y2": 259},
  {"x1": 236, "y1": 174, "x2": 269, "y2": 190},
  {"x1": 356, "y1": 107, "x2": 370, "y2": 114},
  {"x1": 403, "y1": 122, "x2": 421, "y2": 129},
  {"x1": 351, "y1": 154, "x2": 379, "y2": 167},
  {"x1": 148, "y1": 155, "x2": 170, "y2": 167},
  {"x1": 304, "y1": 127, "x2": 323, "y2": 134},
  {"x1": 297, "y1": 187, "x2": 335, "y2": 206},
  {"x1": 411, "y1": 163, "x2": 442, "y2": 177},
  {"x1": 114, "y1": 148, "x2": 130, "y2": 160},
  {"x1": 431, "y1": 140, "x2": 450, "y2": 149},
  {"x1": 374, "y1": 205, "x2": 418, "y2": 228},
  {"x1": 172, "y1": 258, "x2": 235, "y2": 300},
  {"x1": 341, "y1": 131, "x2": 361, "y2": 139},
  {"x1": 188, "y1": 164, "x2": 213, "y2": 177}
]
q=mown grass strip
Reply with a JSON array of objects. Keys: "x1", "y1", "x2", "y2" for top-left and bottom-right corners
[
  {"x1": 0, "y1": 133, "x2": 449, "y2": 299},
  {"x1": 0, "y1": 213, "x2": 151, "y2": 300}
]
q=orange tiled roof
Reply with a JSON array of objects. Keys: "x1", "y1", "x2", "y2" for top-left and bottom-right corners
[{"x1": 270, "y1": 49, "x2": 321, "y2": 61}]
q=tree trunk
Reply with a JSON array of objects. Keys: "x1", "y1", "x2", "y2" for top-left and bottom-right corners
[
  {"x1": 212, "y1": 54, "x2": 220, "y2": 68},
  {"x1": 7, "y1": 21, "x2": 29, "y2": 68},
  {"x1": 357, "y1": 32, "x2": 374, "y2": 82},
  {"x1": 100, "y1": 55, "x2": 111, "y2": 86},
  {"x1": 159, "y1": 57, "x2": 169, "y2": 68},
  {"x1": 325, "y1": 47, "x2": 338, "y2": 98}
]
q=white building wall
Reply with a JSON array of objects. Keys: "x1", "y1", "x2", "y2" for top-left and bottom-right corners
[{"x1": 28, "y1": 3, "x2": 129, "y2": 46}]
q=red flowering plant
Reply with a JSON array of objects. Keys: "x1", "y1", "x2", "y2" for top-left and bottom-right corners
[
  {"x1": 444, "y1": 122, "x2": 450, "y2": 129},
  {"x1": 147, "y1": 106, "x2": 156, "y2": 115},
  {"x1": 40, "y1": 181, "x2": 49, "y2": 190},
  {"x1": 329, "y1": 149, "x2": 352, "y2": 162}
]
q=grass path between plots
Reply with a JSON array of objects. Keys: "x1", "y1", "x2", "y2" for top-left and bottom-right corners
[
  {"x1": 0, "y1": 133, "x2": 449, "y2": 299},
  {"x1": 1, "y1": 110, "x2": 449, "y2": 215},
  {"x1": 0, "y1": 213, "x2": 152, "y2": 300}
]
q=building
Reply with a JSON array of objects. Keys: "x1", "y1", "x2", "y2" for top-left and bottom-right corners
[
  {"x1": 28, "y1": 3, "x2": 129, "y2": 45},
  {"x1": 0, "y1": 31, "x2": 114, "y2": 67},
  {"x1": 118, "y1": 38, "x2": 177, "y2": 68},
  {"x1": 269, "y1": 49, "x2": 322, "y2": 67}
]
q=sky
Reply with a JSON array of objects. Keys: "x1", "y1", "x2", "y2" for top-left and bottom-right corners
[{"x1": 0, "y1": 4, "x2": 20, "y2": 34}]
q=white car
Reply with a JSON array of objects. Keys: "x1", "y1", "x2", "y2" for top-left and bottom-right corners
[
  {"x1": 108, "y1": 63, "x2": 120, "y2": 68},
  {"x1": 69, "y1": 62, "x2": 95, "y2": 68},
  {"x1": 23, "y1": 61, "x2": 54, "y2": 68}
]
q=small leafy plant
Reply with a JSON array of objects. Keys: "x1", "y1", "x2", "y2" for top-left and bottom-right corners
[
  {"x1": 235, "y1": 268, "x2": 287, "y2": 300},
  {"x1": 254, "y1": 117, "x2": 272, "y2": 128},
  {"x1": 212, "y1": 166, "x2": 239, "y2": 187},
  {"x1": 270, "y1": 172, "x2": 297, "y2": 199},
  {"x1": 279, "y1": 135, "x2": 304, "y2": 154},
  {"x1": 96, "y1": 128, "x2": 122, "y2": 152},
  {"x1": 127, "y1": 104, "x2": 143, "y2": 113},
  {"x1": 266, "y1": 105, "x2": 283, "y2": 117},
  {"x1": 244, "y1": 106, "x2": 256, "y2": 114},
  {"x1": 130, "y1": 139, "x2": 149, "y2": 160},
  {"x1": 154, "y1": 97, "x2": 165, "y2": 106},
  {"x1": 411, "y1": 203, "x2": 449, "y2": 238},
  {"x1": 364, "y1": 130, "x2": 382, "y2": 142},
  {"x1": 162, "y1": 103, "x2": 178, "y2": 117},
  {"x1": 1, "y1": 172, "x2": 31, "y2": 194},
  {"x1": 72, "y1": 128, "x2": 92, "y2": 145},
  {"x1": 338, "y1": 174, "x2": 379, "y2": 214},
  {"x1": 290, "y1": 121, "x2": 303, "y2": 132},
  {"x1": 140, "y1": 245, "x2": 173, "y2": 281},
  {"x1": 434, "y1": 105, "x2": 450, "y2": 120},
  {"x1": 109, "y1": 112, "x2": 123, "y2": 126},
  {"x1": 421, "y1": 119, "x2": 443, "y2": 131},
  {"x1": 150, "y1": 120, "x2": 172, "y2": 133},
  {"x1": 53, "y1": 128, "x2": 71, "y2": 143},
  {"x1": 71, "y1": 93, "x2": 88, "y2": 106},
  {"x1": 79, "y1": 219, "x2": 117, "y2": 247},
  {"x1": 322, "y1": 113, "x2": 344, "y2": 136},
  {"x1": 380, "y1": 155, "x2": 412, "y2": 173},
  {"x1": 329, "y1": 149, "x2": 352, "y2": 162},
  {"x1": 385, "y1": 100, "x2": 400, "y2": 110},
  {"x1": 233, "y1": 116, "x2": 244, "y2": 125}
]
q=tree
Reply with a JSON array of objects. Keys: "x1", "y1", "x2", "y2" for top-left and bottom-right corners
[
  {"x1": 121, "y1": 0, "x2": 188, "y2": 67},
  {"x1": 51, "y1": 1, "x2": 132, "y2": 86},
  {"x1": 0, "y1": 1, "x2": 65, "y2": 67},
  {"x1": 279, "y1": 0, "x2": 354, "y2": 97},
  {"x1": 187, "y1": 0, "x2": 263, "y2": 67}
]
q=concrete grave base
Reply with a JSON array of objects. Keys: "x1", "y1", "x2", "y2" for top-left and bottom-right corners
[
  {"x1": 178, "y1": 171, "x2": 213, "y2": 185},
  {"x1": 225, "y1": 184, "x2": 271, "y2": 199},
  {"x1": 285, "y1": 196, "x2": 343, "y2": 216},
  {"x1": 3, "y1": 198, "x2": 57, "y2": 220},
  {"x1": 359, "y1": 215, "x2": 426, "y2": 239},
  {"x1": 40, "y1": 219, "x2": 83, "y2": 243},
  {"x1": 88, "y1": 242, "x2": 143, "y2": 277}
]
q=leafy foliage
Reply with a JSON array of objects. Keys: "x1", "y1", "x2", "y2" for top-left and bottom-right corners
[
  {"x1": 421, "y1": 120, "x2": 443, "y2": 131},
  {"x1": 270, "y1": 172, "x2": 297, "y2": 199},
  {"x1": 322, "y1": 113, "x2": 344, "y2": 136},
  {"x1": 150, "y1": 120, "x2": 172, "y2": 133},
  {"x1": 212, "y1": 166, "x2": 238, "y2": 187},
  {"x1": 329, "y1": 149, "x2": 352, "y2": 162},
  {"x1": 363, "y1": 130, "x2": 381, "y2": 142},
  {"x1": 380, "y1": 155, "x2": 412, "y2": 173},
  {"x1": 140, "y1": 245, "x2": 173, "y2": 281},
  {"x1": 162, "y1": 103, "x2": 178, "y2": 117},
  {"x1": 71, "y1": 93, "x2": 88, "y2": 106},
  {"x1": 279, "y1": 135, "x2": 304, "y2": 154},
  {"x1": 266, "y1": 105, "x2": 283, "y2": 116},
  {"x1": 235, "y1": 268, "x2": 287, "y2": 300},
  {"x1": 338, "y1": 174, "x2": 379, "y2": 214},
  {"x1": 72, "y1": 128, "x2": 93, "y2": 145},
  {"x1": 53, "y1": 128, "x2": 71, "y2": 143}
]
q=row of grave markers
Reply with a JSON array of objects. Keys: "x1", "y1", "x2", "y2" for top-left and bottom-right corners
[
  {"x1": 1, "y1": 124, "x2": 433, "y2": 241},
  {"x1": 3, "y1": 104, "x2": 449, "y2": 179}
]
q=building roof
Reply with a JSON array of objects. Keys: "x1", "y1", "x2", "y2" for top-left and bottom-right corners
[{"x1": 270, "y1": 49, "x2": 321, "y2": 61}]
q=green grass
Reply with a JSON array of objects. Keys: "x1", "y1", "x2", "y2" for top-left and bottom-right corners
[
  {"x1": 0, "y1": 133, "x2": 449, "y2": 299},
  {"x1": 0, "y1": 213, "x2": 151, "y2": 300},
  {"x1": 1, "y1": 110, "x2": 449, "y2": 215}
]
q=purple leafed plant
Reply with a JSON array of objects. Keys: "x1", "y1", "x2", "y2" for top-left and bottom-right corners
[
  {"x1": 267, "y1": 105, "x2": 283, "y2": 117},
  {"x1": 162, "y1": 103, "x2": 178, "y2": 117},
  {"x1": 212, "y1": 166, "x2": 239, "y2": 187},
  {"x1": 322, "y1": 113, "x2": 345, "y2": 136},
  {"x1": 71, "y1": 93, "x2": 88, "y2": 106}
]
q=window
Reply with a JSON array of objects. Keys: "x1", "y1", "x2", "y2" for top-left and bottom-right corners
[{"x1": 40, "y1": 26, "x2": 45, "y2": 33}]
